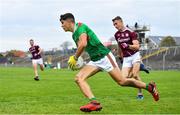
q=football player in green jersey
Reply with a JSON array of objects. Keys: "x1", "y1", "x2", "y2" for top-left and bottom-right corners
[{"x1": 59, "y1": 13, "x2": 159, "y2": 112}]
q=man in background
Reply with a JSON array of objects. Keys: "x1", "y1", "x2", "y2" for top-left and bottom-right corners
[{"x1": 29, "y1": 39, "x2": 44, "y2": 81}]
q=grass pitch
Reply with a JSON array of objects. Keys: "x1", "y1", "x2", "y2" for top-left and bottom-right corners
[{"x1": 0, "y1": 67, "x2": 180, "y2": 114}]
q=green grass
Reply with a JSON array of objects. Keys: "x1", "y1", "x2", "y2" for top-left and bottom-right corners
[{"x1": 0, "y1": 67, "x2": 180, "y2": 114}]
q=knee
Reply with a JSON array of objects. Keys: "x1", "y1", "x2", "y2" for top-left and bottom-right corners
[{"x1": 74, "y1": 76, "x2": 84, "y2": 84}]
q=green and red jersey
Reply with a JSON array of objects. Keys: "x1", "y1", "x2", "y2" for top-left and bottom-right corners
[{"x1": 72, "y1": 22, "x2": 110, "y2": 61}]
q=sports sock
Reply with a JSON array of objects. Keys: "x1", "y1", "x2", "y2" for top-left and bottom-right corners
[
  {"x1": 146, "y1": 83, "x2": 149, "y2": 90},
  {"x1": 89, "y1": 97, "x2": 97, "y2": 101}
]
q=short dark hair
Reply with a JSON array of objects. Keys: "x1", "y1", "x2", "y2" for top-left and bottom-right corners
[
  {"x1": 29, "y1": 39, "x2": 33, "y2": 41},
  {"x1": 60, "y1": 13, "x2": 75, "y2": 22},
  {"x1": 112, "y1": 16, "x2": 123, "y2": 22}
]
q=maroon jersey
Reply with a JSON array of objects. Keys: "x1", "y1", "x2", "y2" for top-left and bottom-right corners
[
  {"x1": 114, "y1": 27, "x2": 138, "y2": 57},
  {"x1": 29, "y1": 45, "x2": 41, "y2": 59}
]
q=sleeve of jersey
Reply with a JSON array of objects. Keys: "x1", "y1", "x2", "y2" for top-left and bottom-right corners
[
  {"x1": 36, "y1": 45, "x2": 40, "y2": 50},
  {"x1": 130, "y1": 32, "x2": 138, "y2": 41},
  {"x1": 114, "y1": 34, "x2": 117, "y2": 41}
]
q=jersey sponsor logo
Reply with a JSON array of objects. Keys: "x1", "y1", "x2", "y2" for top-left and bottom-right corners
[
  {"x1": 125, "y1": 33, "x2": 129, "y2": 37},
  {"x1": 117, "y1": 37, "x2": 130, "y2": 43},
  {"x1": 29, "y1": 47, "x2": 36, "y2": 53},
  {"x1": 121, "y1": 33, "x2": 125, "y2": 37}
]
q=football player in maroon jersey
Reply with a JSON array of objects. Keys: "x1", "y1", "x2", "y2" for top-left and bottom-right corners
[
  {"x1": 112, "y1": 16, "x2": 146, "y2": 99},
  {"x1": 29, "y1": 39, "x2": 44, "y2": 81}
]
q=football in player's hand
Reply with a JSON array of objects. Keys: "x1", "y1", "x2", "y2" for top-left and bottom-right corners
[{"x1": 75, "y1": 56, "x2": 85, "y2": 69}]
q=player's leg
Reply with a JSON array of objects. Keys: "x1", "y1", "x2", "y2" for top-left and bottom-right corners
[
  {"x1": 105, "y1": 53, "x2": 159, "y2": 101},
  {"x1": 140, "y1": 63, "x2": 149, "y2": 74},
  {"x1": 100, "y1": 52, "x2": 146, "y2": 88},
  {"x1": 38, "y1": 58, "x2": 44, "y2": 71},
  {"x1": 109, "y1": 67, "x2": 159, "y2": 101},
  {"x1": 109, "y1": 67, "x2": 146, "y2": 88},
  {"x1": 32, "y1": 60, "x2": 39, "y2": 81},
  {"x1": 75, "y1": 65, "x2": 102, "y2": 112},
  {"x1": 132, "y1": 62, "x2": 144, "y2": 99},
  {"x1": 35, "y1": 58, "x2": 44, "y2": 80},
  {"x1": 121, "y1": 55, "x2": 143, "y2": 99},
  {"x1": 122, "y1": 66, "x2": 143, "y2": 99},
  {"x1": 121, "y1": 56, "x2": 132, "y2": 79},
  {"x1": 39, "y1": 64, "x2": 44, "y2": 71},
  {"x1": 33, "y1": 63, "x2": 38, "y2": 76},
  {"x1": 122, "y1": 67, "x2": 132, "y2": 78},
  {"x1": 75, "y1": 65, "x2": 100, "y2": 99},
  {"x1": 131, "y1": 52, "x2": 144, "y2": 99}
]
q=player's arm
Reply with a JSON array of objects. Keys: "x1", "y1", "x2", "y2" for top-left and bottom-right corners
[
  {"x1": 117, "y1": 47, "x2": 123, "y2": 58},
  {"x1": 129, "y1": 40, "x2": 140, "y2": 50},
  {"x1": 68, "y1": 33, "x2": 87, "y2": 70},
  {"x1": 38, "y1": 47, "x2": 43, "y2": 55},
  {"x1": 74, "y1": 33, "x2": 88, "y2": 59},
  {"x1": 128, "y1": 31, "x2": 139, "y2": 50},
  {"x1": 117, "y1": 46, "x2": 123, "y2": 64}
]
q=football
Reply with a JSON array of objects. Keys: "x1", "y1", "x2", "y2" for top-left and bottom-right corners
[{"x1": 76, "y1": 56, "x2": 85, "y2": 69}]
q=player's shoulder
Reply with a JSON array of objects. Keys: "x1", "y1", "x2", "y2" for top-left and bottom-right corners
[
  {"x1": 34, "y1": 45, "x2": 40, "y2": 49},
  {"x1": 115, "y1": 31, "x2": 120, "y2": 35},
  {"x1": 75, "y1": 22, "x2": 88, "y2": 34},
  {"x1": 34, "y1": 45, "x2": 39, "y2": 47},
  {"x1": 124, "y1": 27, "x2": 134, "y2": 33},
  {"x1": 114, "y1": 30, "x2": 121, "y2": 38},
  {"x1": 29, "y1": 45, "x2": 33, "y2": 49},
  {"x1": 77, "y1": 22, "x2": 87, "y2": 28},
  {"x1": 124, "y1": 27, "x2": 137, "y2": 36},
  {"x1": 114, "y1": 27, "x2": 135, "y2": 38},
  {"x1": 77, "y1": 22, "x2": 83, "y2": 26},
  {"x1": 114, "y1": 27, "x2": 132, "y2": 34}
]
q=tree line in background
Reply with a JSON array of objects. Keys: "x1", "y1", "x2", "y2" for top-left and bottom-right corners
[
  {"x1": 0, "y1": 36, "x2": 179, "y2": 59},
  {"x1": 160, "y1": 36, "x2": 177, "y2": 47}
]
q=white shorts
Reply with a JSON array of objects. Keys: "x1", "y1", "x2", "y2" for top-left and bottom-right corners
[
  {"x1": 87, "y1": 52, "x2": 118, "y2": 72},
  {"x1": 32, "y1": 58, "x2": 43, "y2": 65},
  {"x1": 122, "y1": 52, "x2": 141, "y2": 68}
]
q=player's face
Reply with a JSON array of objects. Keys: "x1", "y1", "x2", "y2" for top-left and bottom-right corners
[
  {"x1": 60, "y1": 20, "x2": 72, "y2": 32},
  {"x1": 113, "y1": 20, "x2": 123, "y2": 30},
  {"x1": 30, "y1": 40, "x2": 34, "y2": 46}
]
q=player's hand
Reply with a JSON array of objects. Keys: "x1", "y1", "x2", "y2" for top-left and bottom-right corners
[
  {"x1": 68, "y1": 55, "x2": 78, "y2": 71},
  {"x1": 121, "y1": 43, "x2": 129, "y2": 49}
]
